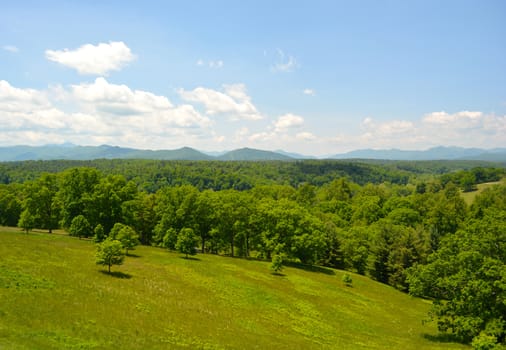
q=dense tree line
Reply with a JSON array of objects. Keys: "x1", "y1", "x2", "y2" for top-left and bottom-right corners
[
  {"x1": 1, "y1": 159, "x2": 503, "y2": 191},
  {"x1": 0, "y1": 161, "x2": 504, "y2": 347}
]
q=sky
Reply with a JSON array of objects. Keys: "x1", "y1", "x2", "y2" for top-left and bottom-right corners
[{"x1": 1, "y1": 0, "x2": 505, "y2": 156}]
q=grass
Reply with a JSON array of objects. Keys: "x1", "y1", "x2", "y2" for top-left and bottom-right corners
[
  {"x1": 460, "y1": 180, "x2": 504, "y2": 205},
  {"x1": 0, "y1": 228, "x2": 469, "y2": 349}
]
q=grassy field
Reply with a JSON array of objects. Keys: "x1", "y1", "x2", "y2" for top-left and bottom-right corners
[
  {"x1": 460, "y1": 180, "x2": 504, "y2": 205},
  {"x1": 0, "y1": 228, "x2": 469, "y2": 350}
]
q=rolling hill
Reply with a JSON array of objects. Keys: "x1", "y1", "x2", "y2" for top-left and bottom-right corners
[
  {"x1": 330, "y1": 146, "x2": 506, "y2": 161},
  {"x1": 0, "y1": 144, "x2": 504, "y2": 162},
  {"x1": 0, "y1": 229, "x2": 468, "y2": 349}
]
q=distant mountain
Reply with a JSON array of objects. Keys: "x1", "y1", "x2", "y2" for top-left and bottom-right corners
[
  {"x1": 275, "y1": 150, "x2": 316, "y2": 159},
  {"x1": 0, "y1": 144, "x2": 504, "y2": 162},
  {"x1": 0, "y1": 144, "x2": 212, "y2": 161},
  {"x1": 329, "y1": 146, "x2": 506, "y2": 161},
  {"x1": 217, "y1": 148, "x2": 292, "y2": 161}
]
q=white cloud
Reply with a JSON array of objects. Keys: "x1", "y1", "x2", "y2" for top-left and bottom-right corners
[
  {"x1": 296, "y1": 132, "x2": 316, "y2": 141},
  {"x1": 45, "y1": 41, "x2": 135, "y2": 75},
  {"x1": 179, "y1": 83, "x2": 263, "y2": 120},
  {"x1": 71, "y1": 78, "x2": 210, "y2": 129},
  {"x1": 248, "y1": 113, "x2": 314, "y2": 146},
  {"x1": 303, "y1": 89, "x2": 315, "y2": 96},
  {"x1": 356, "y1": 112, "x2": 506, "y2": 150},
  {"x1": 272, "y1": 49, "x2": 298, "y2": 73},
  {"x1": 0, "y1": 79, "x2": 214, "y2": 149},
  {"x1": 273, "y1": 113, "x2": 304, "y2": 132},
  {"x1": 423, "y1": 110, "x2": 483, "y2": 128},
  {"x1": 2, "y1": 45, "x2": 19, "y2": 53},
  {"x1": 0, "y1": 80, "x2": 65, "y2": 130},
  {"x1": 361, "y1": 118, "x2": 414, "y2": 136},
  {"x1": 72, "y1": 77, "x2": 173, "y2": 115}
]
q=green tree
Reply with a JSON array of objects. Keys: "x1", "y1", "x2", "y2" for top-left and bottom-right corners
[
  {"x1": 270, "y1": 253, "x2": 284, "y2": 274},
  {"x1": 18, "y1": 208, "x2": 35, "y2": 234},
  {"x1": 342, "y1": 273, "x2": 353, "y2": 287},
  {"x1": 176, "y1": 227, "x2": 198, "y2": 258},
  {"x1": 407, "y1": 210, "x2": 505, "y2": 346},
  {"x1": 116, "y1": 225, "x2": 139, "y2": 255},
  {"x1": 162, "y1": 227, "x2": 178, "y2": 250},
  {"x1": 93, "y1": 224, "x2": 106, "y2": 243},
  {"x1": 0, "y1": 186, "x2": 22, "y2": 227},
  {"x1": 69, "y1": 215, "x2": 92, "y2": 239},
  {"x1": 57, "y1": 167, "x2": 101, "y2": 229},
  {"x1": 95, "y1": 239, "x2": 125, "y2": 273},
  {"x1": 21, "y1": 173, "x2": 60, "y2": 233},
  {"x1": 109, "y1": 222, "x2": 126, "y2": 240}
]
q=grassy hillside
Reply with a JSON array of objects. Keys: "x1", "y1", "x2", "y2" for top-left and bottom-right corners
[
  {"x1": 461, "y1": 180, "x2": 504, "y2": 205},
  {"x1": 0, "y1": 229, "x2": 468, "y2": 349}
]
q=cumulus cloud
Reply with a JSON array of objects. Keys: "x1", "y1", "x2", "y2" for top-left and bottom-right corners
[
  {"x1": 0, "y1": 80, "x2": 65, "y2": 130},
  {"x1": 273, "y1": 113, "x2": 304, "y2": 132},
  {"x1": 0, "y1": 79, "x2": 213, "y2": 149},
  {"x1": 272, "y1": 49, "x2": 298, "y2": 73},
  {"x1": 179, "y1": 83, "x2": 263, "y2": 120},
  {"x1": 71, "y1": 78, "x2": 210, "y2": 129},
  {"x1": 248, "y1": 113, "x2": 314, "y2": 146},
  {"x1": 423, "y1": 111, "x2": 484, "y2": 128},
  {"x1": 45, "y1": 41, "x2": 135, "y2": 75},
  {"x1": 303, "y1": 89, "x2": 315, "y2": 96},
  {"x1": 72, "y1": 77, "x2": 173, "y2": 115},
  {"x1": 357, "y1": 111, "x2": 506, "y2": 149}
]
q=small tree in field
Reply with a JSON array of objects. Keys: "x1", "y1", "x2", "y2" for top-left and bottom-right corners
[
  {"x1": 95, "y1": 239, "x2": 125, "y2": 273},
  {"x1": 270, "y1": 253, "x2": 284, "y2": 275},
  {"x1": 69, "y1": 215, "x2": 92, "y2": 239},
  {"x1": 116, "y1": 225, "x2": 139, "y2": 255},
  {"x1": 176, "y1": 227, "x2": 198, "y2": 258},
  {"x1": 18, "y1": 209, "x2": 35, "y2": 234},
  {"x1": 342, "y1": 273, "x2": 353, "y2": 287}
]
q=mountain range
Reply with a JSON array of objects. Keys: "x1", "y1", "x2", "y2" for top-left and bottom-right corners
[{"x1": 0, "y1": 144, "x2": 505, "y2": 162}]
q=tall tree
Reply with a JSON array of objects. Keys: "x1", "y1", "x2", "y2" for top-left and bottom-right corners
[{"x1": 21, "y1": 173, "x2": 60, "y2": 233}]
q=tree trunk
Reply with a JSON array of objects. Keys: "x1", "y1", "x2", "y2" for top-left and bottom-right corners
[
  {"x1": 108, "y1": 263, "x2": 111, "y2": 273},
  {"x1": 230, "y1": 235, "x2": 234, "y2": 257},
  {"x1": 245, "y1": 234, "x2": 249, "y2": 258}
]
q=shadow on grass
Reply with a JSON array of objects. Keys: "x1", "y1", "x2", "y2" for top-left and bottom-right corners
[
  {"x1": 126, "y1": 253, "x2": 141, "y2": 258},
  {"x1": 100, "y1": 270, "x2": 132, "y2": 279},
  {"x1": 270, "y1": 272, "x2": 286, "y2": 277},
  {"x1": 422, "y1": 333, "x2": 465, "y2": 345},
  {"x1": 179, "y1": 256, "x2": 201, "y2": 261},
  {"x1": 284, "y1": 261, "x2": 336, "y2": 275}
]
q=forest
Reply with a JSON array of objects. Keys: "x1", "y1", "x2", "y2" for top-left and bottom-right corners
[{"x1": 0, "y1": 159, "x2": 505, "y2": 348}]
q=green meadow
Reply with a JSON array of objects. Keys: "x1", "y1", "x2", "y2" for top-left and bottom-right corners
[
  {"x1": 0, "y1": 228, "x2": 468, "y2": 349},
  {"x1": 460, "y1": 180, "x2": 504, "y2": 205}
]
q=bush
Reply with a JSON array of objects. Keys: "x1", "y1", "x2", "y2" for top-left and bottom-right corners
[{"x1": 342, "y1": 273, "x2": 353, "y2": 287}]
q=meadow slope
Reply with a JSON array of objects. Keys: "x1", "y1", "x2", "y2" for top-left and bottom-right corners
[{"x1": 0, "y1": 229, "x2": 468, "y2": 349}]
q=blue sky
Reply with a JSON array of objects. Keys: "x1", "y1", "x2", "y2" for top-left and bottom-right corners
[{"x1": 1, "y1": 0, "x2": 505, "y2": 155}]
